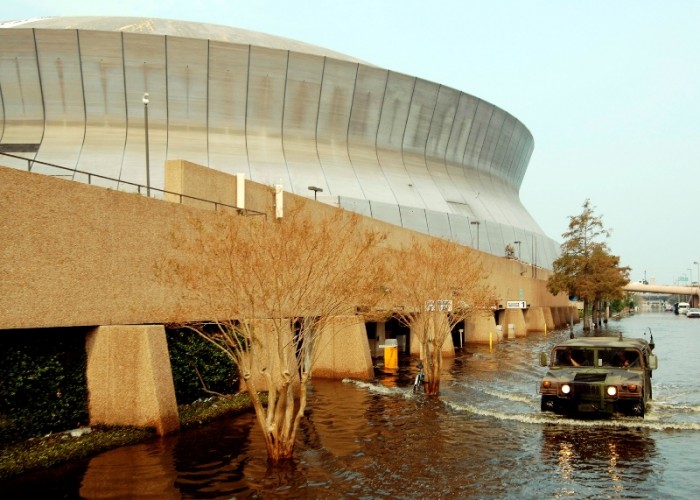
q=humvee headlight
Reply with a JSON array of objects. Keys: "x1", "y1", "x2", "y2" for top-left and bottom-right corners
[
  {"x1": 627, "y1": 384, "x2": 638, "y2": 392},
  {"x1": 561, "y1": 384, "x2": 571, "y2": 394},
  {"x1": 542, "y1": 380, "x2": 551, "y2": 388},
  {"x1": 607, "y1": 386, "x2": 618, "y2": 396}
]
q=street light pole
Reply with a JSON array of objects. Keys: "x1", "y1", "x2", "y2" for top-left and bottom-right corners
[
  {"x1": 143, "y1": 93, "x2": 150, "y2": 197},
  {"x1": 694, "y1": 261, "x2": 700, "y2": 308},
  {"x1": 308, "y1": 185, "x2": 323, "y2": 200},
  {"x1": 470, "y1": 221, "x2": 480, "y2": 250}
]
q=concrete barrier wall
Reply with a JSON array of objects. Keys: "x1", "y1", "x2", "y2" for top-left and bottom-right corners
[
  {"x1": 0, "y1": 162, "x2": 569, "y2": 331},
  {"x1": 0, "y1": 164, "x2": 274, "y2": 329},
  {"x1": 1, "y1": 161, "x2": 571, "y2": 432}
]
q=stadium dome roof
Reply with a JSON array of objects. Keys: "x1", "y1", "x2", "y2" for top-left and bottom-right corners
[{"x1": 0, "y1": 16, "x2": 368, "y2": 64}]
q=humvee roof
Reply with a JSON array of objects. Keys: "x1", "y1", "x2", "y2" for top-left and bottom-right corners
[{"x1": 551, "y1": 336, "x2": 651, "y2": 351}]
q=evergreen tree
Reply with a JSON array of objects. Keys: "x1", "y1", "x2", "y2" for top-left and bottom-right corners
[{"x1": 547, "y1": 200, "x2": 630, "y2": 330}]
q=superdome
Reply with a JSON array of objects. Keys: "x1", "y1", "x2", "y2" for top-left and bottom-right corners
[
  {"x1": 0, "y1": 16, "x2": 558, "y2": 267},
  {"x1": 0, "y1": 16, "x2": 368, "y2": 63}
]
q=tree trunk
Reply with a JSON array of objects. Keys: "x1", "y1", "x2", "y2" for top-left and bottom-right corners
[
  {"x1": 246, "y1": 376, "x2": 307, "y2": 463},
  {"x1": 592, "y1": 300, "x2": 599, "y2": 328},
  {"x1": 582, "y1": 299, "x2": 591, "y2": 330},
  {"x1": 420, "y1": 312, "x2": 445, "y2": 396},
  {"x1": 424, "y1": 350, "x2": 442, "y2": 395},
  {"x1": 423, "y1": 338, "x2": 443, "y2": 395}
]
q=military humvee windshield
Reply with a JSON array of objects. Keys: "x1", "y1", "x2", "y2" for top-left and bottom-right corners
[{"x1": 552, "y1": 347, "x2": 641, "y2": 368}]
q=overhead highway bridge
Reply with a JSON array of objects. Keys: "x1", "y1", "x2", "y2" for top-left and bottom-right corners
[{"x1": 623, "y1": 282, "x2": 700, "y2": 307}]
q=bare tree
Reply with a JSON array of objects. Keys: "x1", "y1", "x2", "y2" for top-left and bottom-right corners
[
  {"x1": 160, "y1": 206, "x2": 388, "y2": 462},
  {"x1": 387, "y1": 238, "x2": 495, "y2": 395}
]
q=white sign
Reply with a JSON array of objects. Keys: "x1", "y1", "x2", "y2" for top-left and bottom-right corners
[
  {"x1": 506, "y1": 300, "x2": 527, "y2": 309},
  {"x1": 425, "y1": 299, "x2": 453, "y2": 312}
]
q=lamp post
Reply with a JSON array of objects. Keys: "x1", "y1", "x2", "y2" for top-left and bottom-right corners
[
  {"x1": 470, "y1": 221, "x2": 480, "y2": 250},
  {"x1": 142, "y1": 93, "x2": 150, "y2": 197},
  {"x1": 308, "y1": 185, "x2": 323, "y2": 200},
  {"x1": 694, "y1": 261, "x2": 700, "y2": 307},
  {"x1": 513, "y1": 240, "x2": 521, "y2": 261}
]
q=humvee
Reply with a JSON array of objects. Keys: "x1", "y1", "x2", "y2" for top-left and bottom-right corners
[{"x1": 538, "y1": 334, "x2": 658, "y2": 417}]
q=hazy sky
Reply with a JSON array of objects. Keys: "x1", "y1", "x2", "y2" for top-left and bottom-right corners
[{"x1": 5, "y1": 1, "x2": 700, "y2": 285}]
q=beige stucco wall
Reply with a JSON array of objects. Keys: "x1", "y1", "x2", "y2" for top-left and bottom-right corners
[
  {"x1": 0, "y1": 164, "x2": 273, "y2": 329},
  {"x1": 0, "y1": 162, "x2": 569, "y2": 332},
  {"x1": 0, "y1": 160, "x2": 571, "y2": 431}
]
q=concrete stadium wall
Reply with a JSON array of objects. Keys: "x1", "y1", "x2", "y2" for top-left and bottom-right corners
[
  {"x1": 0, "y1": 161, "x2": 569, "y2": 331},
  {"x1": 0, "y1": 161, "x2": 571, "y2": 432},
  {"x1": 0, "y1": 164, "x2": 272, "y2": 329}
]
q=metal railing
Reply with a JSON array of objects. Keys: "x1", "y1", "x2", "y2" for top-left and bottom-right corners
[{"x1": 0, "y1": 151, "x2": 265, "y2": 217}]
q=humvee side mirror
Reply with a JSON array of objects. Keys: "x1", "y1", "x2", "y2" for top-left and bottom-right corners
[
  {"x1": 648, "y1": 354, "x2": 658, "y2": 370},
  {"x1": 539, "y1": 351, "x2": 548, "y2": 367}
]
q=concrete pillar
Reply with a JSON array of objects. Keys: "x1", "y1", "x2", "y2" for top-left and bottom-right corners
[
  {"x1": 524, "y1": 307, "x2": 547, "y2": 332},
  {"x1": 465, "y1": 313, "x2": 499, "y2": 345},
  {"x1": 551, "y1": 307, "x2": 561, "y2": 328},
  {"x1": 409, "y1": 313, "x2": 455, "y2": 357},
  {"x1": 562, "y1": 307, "x2": 572, "y2": 327},
  {"x1": 375, "y1": 321, "x2": 387, "y2": 358},
  {"x1": 572, "y1": 306, "x2": 580, "y2": 324},
  {"x1": 313, "y1": 315, "x2": 374, "y2": 380},
  {"x1": 86, "y1": 325, "x2": 179, "y2": 436},
  {"x1": 560, "y1": 307, "x2": 575, "y2": 328},
  {"x1": 442, "y1": 330, "x2": 456, "y2": 358},
  {"x1": 544, "y1": 307, "x2": 555, "y2": 332},
  {"x1": 503, "y1": 308, "x2": 528, "y2": 338},
  {"x1": 241, "y1": 319, "x2": 298, "y2": 393}
]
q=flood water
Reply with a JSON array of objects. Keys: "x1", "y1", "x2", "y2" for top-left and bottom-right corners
[{"x1": 3, "y1": 312, "x2": 700, "y2": 498}]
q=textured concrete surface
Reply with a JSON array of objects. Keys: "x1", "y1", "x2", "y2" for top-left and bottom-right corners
[
  {"x1": 313, "y1": 315, "x2": 374, "y2": 380},
  {"x1": 86, "y1": 325, "x2": 179, "y2": 435}
]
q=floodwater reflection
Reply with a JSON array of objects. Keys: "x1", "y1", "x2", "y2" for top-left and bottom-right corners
[
  {"x1": 540, "y1": 424, "x2": 659, "y2": 498},
  {"x1": 3, "y1": 314, "x2": 700, "y2": 498},
  {"x1": 80, "y1": 441, "x2": 179, "y2": 498}
]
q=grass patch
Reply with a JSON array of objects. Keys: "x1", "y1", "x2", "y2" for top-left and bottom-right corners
[{"x1": 0, "y1": 392, "x2": 263, "y2": 481}]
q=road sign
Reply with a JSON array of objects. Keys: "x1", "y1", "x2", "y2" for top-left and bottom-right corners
[
  {"x1": 506, "y1": 300, "x2": 527, "y2": 309},
  {"x1": 425, "y1": 299, "x2": 453, "y2": 312}
]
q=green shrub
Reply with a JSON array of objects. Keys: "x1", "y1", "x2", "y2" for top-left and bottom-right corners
[
  {"x1": 0, "y1": 329, "x2": 89, "y2": 447},
  {"x1": 0, "y1": 326, "x2": 238, "y2": 447},
  {"x1": 166, "y1": 328, "x2": 238, "y2": 405}
]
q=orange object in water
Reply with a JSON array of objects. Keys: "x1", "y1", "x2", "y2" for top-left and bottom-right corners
[
  {"x1": 383, "y1": 339, "x2": 399, "y2": 369},
  {"x1": 384, "y1": 346, "x2": 398, "y2": 369}
]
